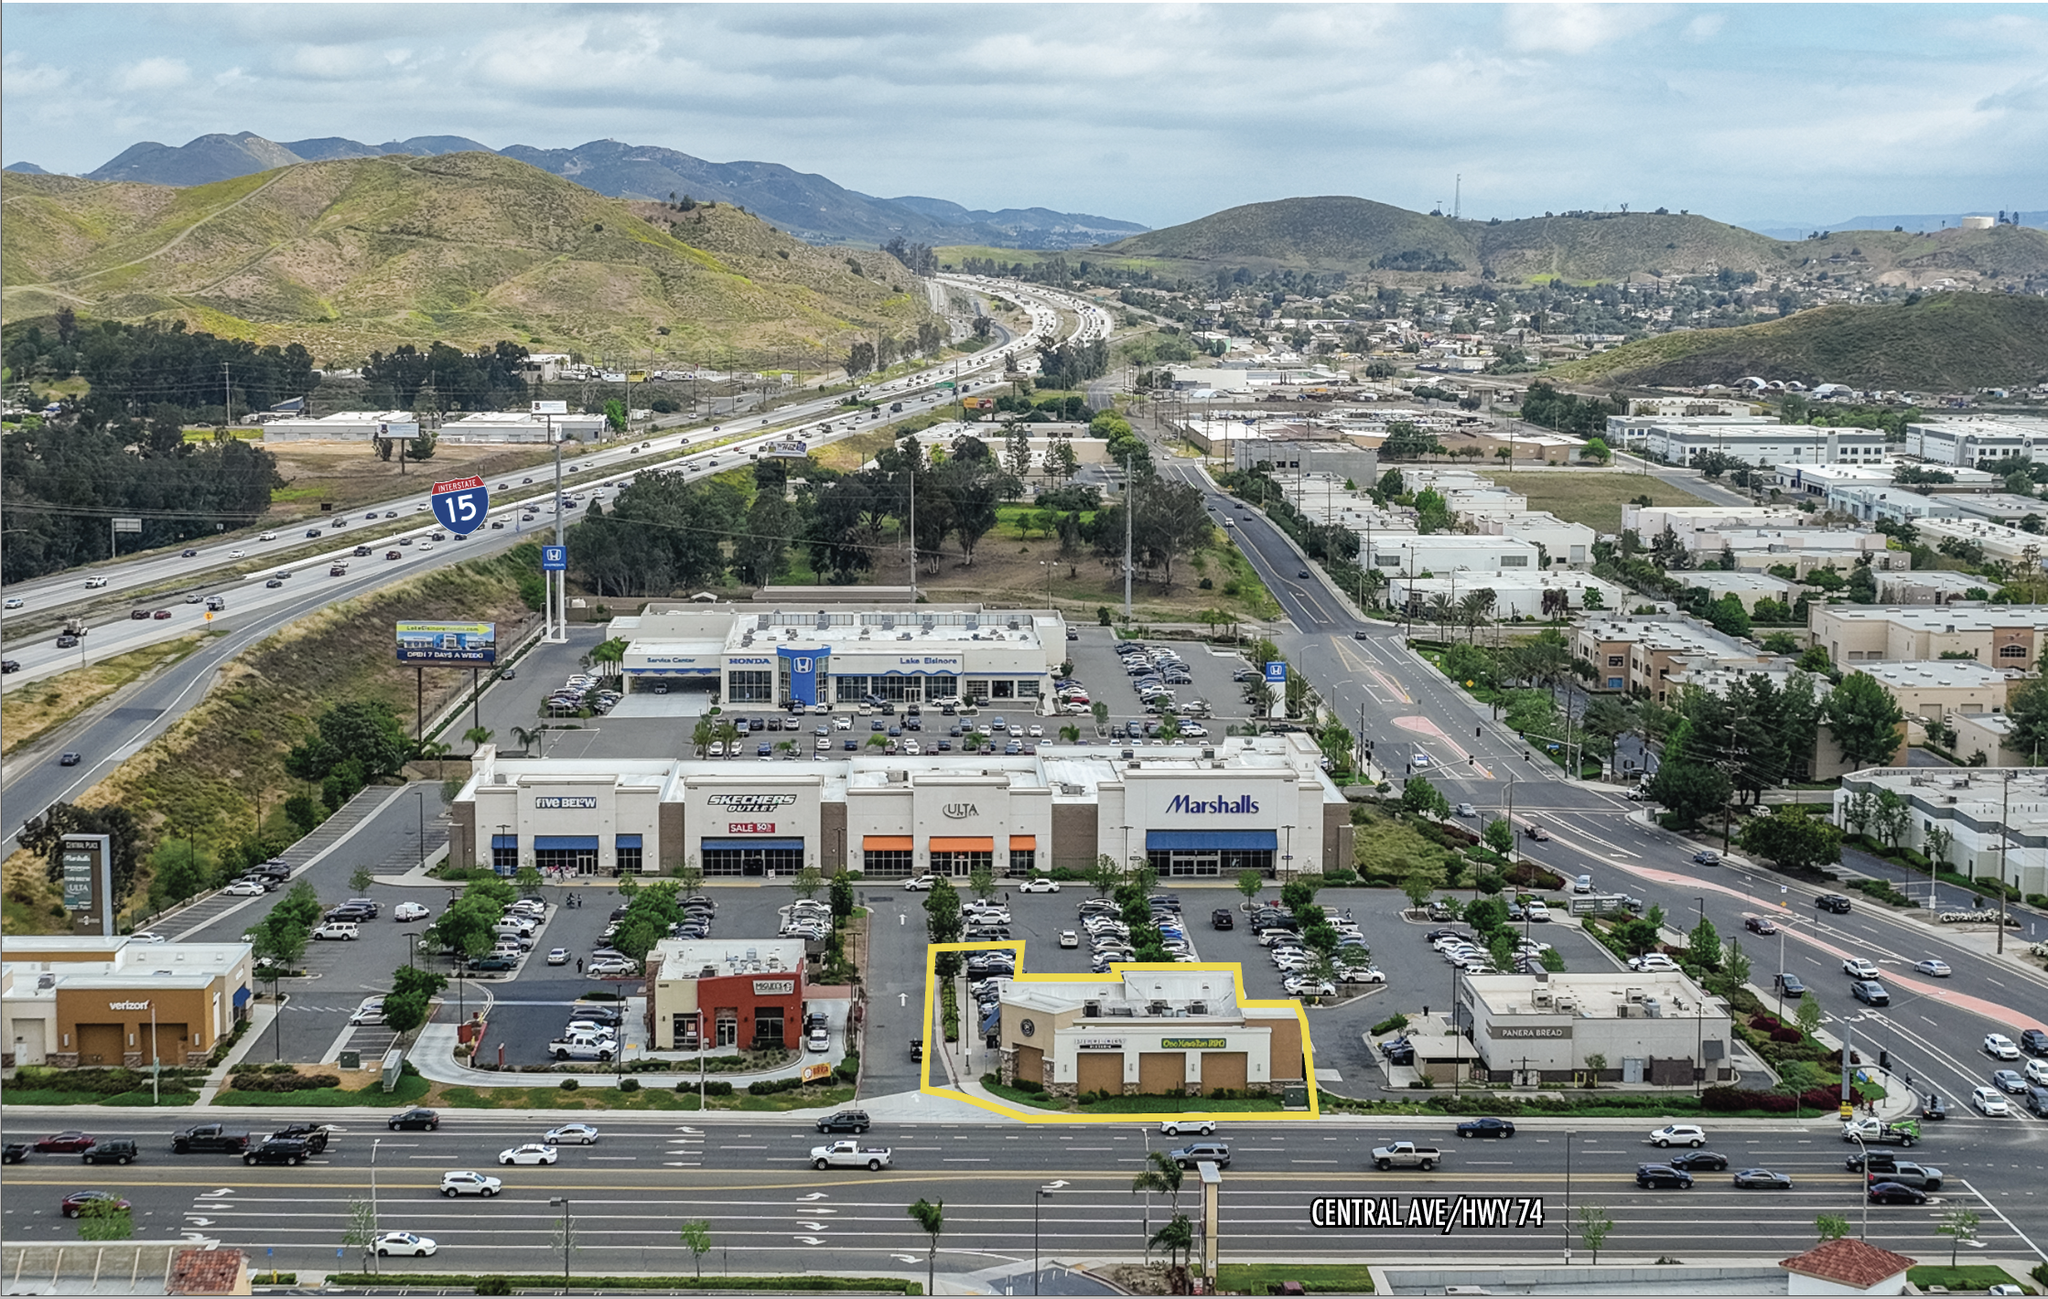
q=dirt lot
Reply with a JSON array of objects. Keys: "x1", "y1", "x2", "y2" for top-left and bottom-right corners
[
  {"x1": 263, "y1": 440, "x2": 568, "y2": 523},
  {"x1": 1504, "y1": 469, "x2": 1698, "y2": 535}
]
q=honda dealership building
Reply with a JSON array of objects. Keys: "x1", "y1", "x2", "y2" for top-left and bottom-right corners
[{"x1": 450, "y1": 734, "x2": 1349, "y2": 880}]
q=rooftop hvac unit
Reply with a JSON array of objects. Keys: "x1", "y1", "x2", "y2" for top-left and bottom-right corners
[
  {"x1": 699, "y1": 966, "x2": 717, "y2": 978},
  {"x1": 1642, "y1": 997, "x2": 1663, "y2": 1018},
  {"x1": 899, "y1": 632, "x2": 913, "y2": 640},
  {"x1": 1531, "y1": 989, "x2": 1553, "y2": 1007},
  {"x1": 745, "y1": 947, "x2": 757, "y2": 963},
  {"x1": 881, "y1": 615, "x2": 896, "y2": 630},
  {"x1": 1615, "y1": 1003, "x2": 1632, "y2": 1018},
  {"x1": 1626, "y1": 986, "x2": 1645, "y2": 1003},
  {"x1": 756, "y1": 614, "x2": 772, "y2": 630},
  {"x1": 1147, "y1": 1001, "x2": 1170, "y2": 1016},
  {"x1": 886, "y1": 770, "x2": 909, "y2": 783},
  {"x1": 1202, "y1": 748, "x2": 1215, "y2": 760},
  {"x1": 1107, "y1": 1005, "x2": 1137, "y2": 1017},
  {"x1": 1082, "y1": 1001, "x2": 1101, "y2": 1018},
  {"x1": 1007, "y1": 619, "x2": 1020, "y2": 630},
  {"x1": 1555, "y1": 998, "x2": 1577, "y2": 1014},
  {"x1": 1188, "y1": 1001, "x2": 1208, "y2": 1015}
]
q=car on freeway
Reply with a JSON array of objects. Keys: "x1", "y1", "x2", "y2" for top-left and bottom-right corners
[
  {"x1": 1635, "y1": 1164, "x2": 1693, "y2": 1189},
  {"x1": 1867, "y1": 1182, "x2": 1927, "y2": 1205},
  {"x1": 265, "y1": 578, "x2": 284, "y2": 588},
  {"x1": 60, "y1": 1191, "x2": 130, "y2": 1219},
  {"x1": 1159, "y1": 1119, "x2": 1216, "y2": 1137},
  {"x1": 1843, "y1": 958, "x2": 1880, "y2": 979},
  {"x1": 1732, "y1": 1168, "x2": 1793, "y2": 1189},
  {"x1": 1667, "y1": 1150, "x2": 1728, "y2": 1172},
  {"x1": 1970, "y1": 1086, "x2": 2011, "y2": 1116},
  {"x1": 388, "y1": 1108, "x2": 440, "y2": 1131},
  {"x1": 1851, "y1": 981, "x2": 1891, "y2": 1006},
  {"x1": 1648, "y1": 1124, "x2": 1708, "y2": 1148},
  {"x1": 1912, "y1": 957, "x2": 1951, "y2": 977},
  {"x1": 543, "y1": 1124, "x2": 599, "y2": 1145},
  {"x1": 498, "y1": 1144, "x2": 558, "y2": 1165},
  {"x1": 815, "y1": 1111, "x2": 871, "y2": 1135},
  {"x1": 439, "y1": 1171, "x2": 503, "y2": 1197},
  {"x1": 373, "y1": 1232, "x2": 437, "y2": 1258},
  {"x1": 1456, "y1": 1117, "x2": 1515, "y2": 1139},
  {"x1": 34, "y1": 1132, "x2": 96, "y2": 1154},
  {"x1": 85, "y1": 575, "x2": 110, "y2": 588},
  {"x1": 1993, "y1": 1069, "x2": 2029, "y2": 1095},
  {"x1": 1985, "y1": 1033, "x2": 2022, "y2": 1060},
  {"x1": 181, "y1": 548, "x2": 199, "y2": 558}
]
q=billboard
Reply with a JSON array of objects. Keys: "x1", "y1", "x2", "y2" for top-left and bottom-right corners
[
  {"x1": 397, "y1": 621, "x2": 498, "y2": 664},
  {"x1": 761, "y1": 440, "x2": 809, "y2": 459}
]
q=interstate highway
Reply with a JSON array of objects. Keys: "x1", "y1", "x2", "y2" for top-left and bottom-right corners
[{"x1": 2, "y1": 1113, "x2": 2040, "y2": 1274}]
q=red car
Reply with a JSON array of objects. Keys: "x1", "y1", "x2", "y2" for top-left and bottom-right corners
[
  {"x1": 385, "y1": 550, "x2": 402, "y2": 560},
  {"x1": 151, "y1": 609, "x2": 172, "y2": 620},
  {"x1": 35, "y1": 1132, "x2": 96, "y2": 1154},
  {"x1": 61, "y1": 1190, "x2": 130, "y2": 1219}
]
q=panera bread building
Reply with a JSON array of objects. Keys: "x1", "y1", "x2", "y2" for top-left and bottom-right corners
[
  {"x1": 450, "y1": 733, "x2": 1349, "y2": 881},
  {"x1": 996, "y1": 969, "x2": 1306, "y2": 1097}
]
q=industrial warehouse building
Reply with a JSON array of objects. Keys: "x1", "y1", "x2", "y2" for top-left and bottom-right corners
[
  {"x1": 609, "y1": 602, "x2": 1068, "y2": 710},
  {"x1": 1, "y1": 937, "x2": 254, "y2": 1069},
  {"x1": 449, "y1": 734, "x2": 1349, "y2": 880},
  {"x1": 994, "y1": 967, "x2": 1307, "y2": 1097}
]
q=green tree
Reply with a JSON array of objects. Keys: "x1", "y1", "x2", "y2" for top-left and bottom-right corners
[
  {"x1": 348, "y1": 865, "x2": 375, "y2": 894},
  {"x1": 1583, "y1": 1052, "x2": 1607, "y2": 1088},
  {"x1": 1936, "y1": 1207, "x2": 1980, "y2": 1267},
  {"x1": 675, "y1": 860, "x2": 706, "y2": 894},
  {"x1": 1149, "y1": 1213, "x2": 1195, "y2": 1272},
  {"x1": 1722, "y1": 938, "x2": 1752, "y2": 990},
  {"x1": 1794, "y1": 994, "x2": 1823, "y2": 1037},
  {"x1": 1686, "y1": 915, "x2": 1722, "y2": 972},
  {"x1": 1871, "y1": 788, "x2": 1910, "y2": 851},
  {"x1": 1822, "y1": 672, "x2": 1906, "y2": 769},
  {"x1": 1132, "y1": 1148, "x2": 1186, "y2": 1214},
  {"x1": 830, "y1": 872, "x2": 854, "y2": 921},
  {"x1": 1089, "y1": 854, "x2": 1125, "y2": 897},
  {"x1": 1484, "y1": 817, "x2": 1514, "y2": 856},
  {"x1": 967, "y1": 864, "x2": 999, "y2": 901},
  {"x1": 2006, "y1": 674, "x2": 2048, "y2": 765},
  {"x1": 1814, "y1": 1213, "x2": 1850, "y2": 1243},
  {"x1": 75, "y1": 1194, "x2": 134, "y2": 1242},
  {"x1": 1644, "y1": 760, "x2": 1732, "y2": 832},
  {"x1": 589, "y1": 637, "x2": 628, "y2": 683},
  {"x1": 907, "y1": 1198, "x2": 945, "y2": 1299},
  {"x1": 680, "y1": 1219, "x2": 712, "y2": 1278},
  {"x1": 341, "y1": 1196, "x2": 379, "y2": 1269},
  {"x1": 925, "y1": 879, "x2": 964, "y2": 978},
  {"x1": 1577, "y1": 1203, "x2": 1614, "y2": 1262},
  {"x1": 383, "y1": 964, "x2": 447, "y2": 1038},
  {"x1": 603, "y1": 397, "x2": 627, "y2": 432},
  {"x1": 789, "y1": 865, "x2": 823, "y2": 902},
  {"x1": 1401, "y1": 776, "x2": 1451, "y2": 819},
  {"x1": 1401, "y1": 863, "x2": 1444, "y2": 912},
  {"x1": 1739, "y1": 807, "x2": 1844, "y2": 873}
]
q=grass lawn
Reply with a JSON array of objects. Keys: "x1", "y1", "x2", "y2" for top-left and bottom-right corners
[
  {"x1": 1077, "y1": 1094, "x2": 1286, "y2": 1114},
  {"x1": 1508, "y1": 470, "x2": 1698, "y2": 535},
  {"x1": 1348, "y1": 811, "x2": 1460, "y2": 881},
  {"x1": 977, "y1": 1076, "x2": 1072, "y2": 1111},
  {"x1": 2, "y1": 634, "x2": 209, "y2": 757},
  {"x1": 1217, "y1": 1263, "x2": 1377, "y2": 1294},
  {"x1": 1906, "y1": 1265, "x2": 2032, "y2": 1293}
]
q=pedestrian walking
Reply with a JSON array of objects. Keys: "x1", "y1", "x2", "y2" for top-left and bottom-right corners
[{"x1": 577, "y1": 957, "x2": 584, "y2": 974}]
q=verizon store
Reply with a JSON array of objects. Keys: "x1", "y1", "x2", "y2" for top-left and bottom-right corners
[{"x1": 449, "y1": 734, "x2": 1348, "y2": 879}]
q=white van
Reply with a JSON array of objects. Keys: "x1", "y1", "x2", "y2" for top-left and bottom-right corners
[{"x1": 1572, "y1": 875, "x2": 1593, "y2": 894}]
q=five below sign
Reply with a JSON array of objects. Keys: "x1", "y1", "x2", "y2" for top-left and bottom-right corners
[{"x1": 430, "y1": 476, "x2": 489, "y2": 534}]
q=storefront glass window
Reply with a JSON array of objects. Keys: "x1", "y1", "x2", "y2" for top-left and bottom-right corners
[
  {"x1": 704, "y1": 843, "x2": 804, "y2": 876},
  {"x1": 1009, "y1": 849, "x2": 1036, "y2": 877},
  {"x1": 616, "y1": 845, "x2": 643, "y2": 873},
  {"x1": 966, "y1": 679, "x2": 990, "y2": 700},
  {"x1": 1017, "y1": 679, "x2": 1040, "y2": 698},
  {"x1": 754, "y1": 1006, "x2": 786, "y2": 1049},
  {"x1": 835, "y1": 676, "x2": 868, "y2": 703},
  {"x1": 992, "y1": 679, "x2": 1015, "y2": 699},
  {"x1": 930, "y1": 850, "x2": 993, "y2": 877},
  {"x1": 927, "y1": 673, "x2": 959, "y2": 700},
  {"x1": 715, "y1": 1011, "x2": 737, "y2": 1048},
  {"x1": 492, "y1": 844, "x2": 519, "y2": 872},
  {"x1": 1146, "y1": 847, "x2": 1273, "y2": 878},
  {"x1": 728, "y1": 670, "x2": 773, "y2": 703},
  {"x1": 863, "y1": 849, "x2": 913, "y2": 876}
]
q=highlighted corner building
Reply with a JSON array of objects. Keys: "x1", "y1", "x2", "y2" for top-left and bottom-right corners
[{"x1": 922, "y1": 942, "x2": 1318, "y2": 1122}]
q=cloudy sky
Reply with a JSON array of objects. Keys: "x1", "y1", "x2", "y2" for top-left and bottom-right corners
[{"x1": 5, "y1": 3, "x2": 2045, "y2": 230}]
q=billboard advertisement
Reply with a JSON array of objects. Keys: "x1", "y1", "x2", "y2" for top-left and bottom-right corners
[
  {"x1": 761, "y1": 440, "x2": 809, "y2": 459},
  {"x1": 397, "y1": 621, "x2": 498, "y2": 664}
]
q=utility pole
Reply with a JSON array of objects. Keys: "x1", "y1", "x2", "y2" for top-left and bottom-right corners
[
  {"x1": 1124, "y1": 468, "x2": 1135, "y2": 621},
  {"x1": 908, "y1": 455, "x2": 918, "y2": 600},
  {"x1": 222, "y1": 362, "x2": 232, "y2": 430}
]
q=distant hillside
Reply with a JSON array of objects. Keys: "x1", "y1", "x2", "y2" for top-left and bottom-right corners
[
  {"x1": 1098, "y1": 195, "x2": 2048, "y2": 285},
  {"x1": 0, "y1": 153, "x2": 936, "y2": 363},
  {"x1": 1551, "y1": 293, "x2": 2048, "y2": 391},
  {"x1": 4, "y1": 161, "x2": 51, "y2": 175},
  {"x1": 39, "y1": 130, "x2": 1144, "y2": 250}
]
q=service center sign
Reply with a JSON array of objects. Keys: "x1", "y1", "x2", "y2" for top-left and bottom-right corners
[{"x1": 430, "y1": 475, "x2": 489, "y2": 534}]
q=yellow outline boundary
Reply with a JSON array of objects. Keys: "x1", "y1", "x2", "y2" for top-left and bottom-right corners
[{"x1": 917, "y1": 940, "x2": 1321, "y2": 1123}]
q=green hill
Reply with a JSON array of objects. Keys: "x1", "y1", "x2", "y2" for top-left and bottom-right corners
[
  {"x1": 1551, "y1": 293, "x2": 2048, "y2": 390},
  {"x1": 1097, "y1": 195, "x2": 2048, "y2": 285},
  {"x1": 0, "y1": 153, "x2": 933, "y2": 363}
]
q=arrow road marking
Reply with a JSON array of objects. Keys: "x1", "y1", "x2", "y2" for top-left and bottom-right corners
[
  {"x1": 795, "y1": 1236, "x2": 826, "y2": 1245},
  {"x1": 797, "y1": 1192, "x2": 828, "y2": 1200},
  {"x1": 894, "y1": 1255, "x2": 922, "y2": 1264}
]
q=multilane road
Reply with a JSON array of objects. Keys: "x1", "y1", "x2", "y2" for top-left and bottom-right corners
[{"x1": 4, "y1": 1114, "x2": 2040, "y2": 1273}]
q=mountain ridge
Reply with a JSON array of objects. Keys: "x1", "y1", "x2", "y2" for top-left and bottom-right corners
[{"x1": 10, "y1": 130, "x2": 1143, "y2": 250}]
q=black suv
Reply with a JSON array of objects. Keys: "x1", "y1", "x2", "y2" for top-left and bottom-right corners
[
  {"x1": 387, "y1": 1108, "x2": 440, "y2": 1131},
  {"x1": 1815, "y1": 893, "x2": 1853, "y2": 914},
  {"x1": 2021, "y1": 1029, "x2": 2048, "y2": 1056},
  {"x1": 1212, "y1": 908, "x2": 1235, "y2": 930},
  {"x1": 325, "y1": 904, "x2": 375, "y2": 924},
  {"x1": 1636, "y1": 1164, "x2": 1693, "y2": 1189},
  {"x1": 244, "y1": 1138, "x2": 311, "y2": 1166},
  {"x1": 816, "y1": 1110, "x2": 871, "y2": 1134},
  {"x1": 81, "y1": 1140, "x2": 139, "y2": 1166}
]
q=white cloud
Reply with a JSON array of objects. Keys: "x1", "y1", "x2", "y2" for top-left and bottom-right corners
[
  {"x1": 1684, "y1": 13, "x2": 1726, "y2": 42},
  {"x1": 117, "y1": 57, "x2": 191, "y2": 92},
  {"x1": 1503, "y1": 4, "x2": 1670, "y2": 55}
]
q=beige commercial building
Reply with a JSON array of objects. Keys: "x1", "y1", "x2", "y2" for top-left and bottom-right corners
[
  {"x1": 996, "y1": 968, "x2": 1306, "y2": 1098},
  {"x1": 1576, "y1": 615, "x2": 1774, "y2": 701},
  {"x1": 2, "y1": 937, "x2": 253, "y2": 1068},
  {"x1": 1808, "y1": 605, "x2": 2048, "y2": 667},
  {"x1": 1860, "y1": 660, "x2": 2016, "y2": 723},
  {"x1": 1458, "y1": 970, "x2": 1734, "y2": 1088}
]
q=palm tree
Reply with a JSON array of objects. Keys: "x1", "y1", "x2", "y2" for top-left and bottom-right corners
[
  {"x1": 1458, "y1": 589, "x2": 1496, "y2": 644},
  {"x1": 1425, "y1": 593, "x2": 1456, "y2": 641},
  {"x1": 1148, "y1": 1213, "x2": 1194, "y2": 1272},
  {"x1": 463, "y1": 726, "x2": 493, "y2": 755},
  {"x1": 1058, "y1": 723, "x2": 1081, "y2": 743},
  {"x1": 690, "y1": 717, "x2": 715, "y2": 758},
  {"x1": 713, "y1": 720, "x2": 741, "y2": 757},
  {"x1": 1131, "y1": 1150, "x2": 1185, "y2": 1214},
  {"x1": 590, "y1": 637, "x2": 629, "y2": 687},
  {"x1": 508, "y1": 725, "x2": 538, "y2": 756}
]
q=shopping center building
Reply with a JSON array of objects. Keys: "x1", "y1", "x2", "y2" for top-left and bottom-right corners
[
  {"x1": 610, "y1": 601, "x2": 1068, "y2": 710},
  {"x1": 644, "y1": 938, "x2": 807, "y2": 1052},
  {"x1": 450, "y1": 733, "x2": 1350, "y2": 880},
  {"x1": 2, "y1": 937, "x2": 254, "y2": 1068}
]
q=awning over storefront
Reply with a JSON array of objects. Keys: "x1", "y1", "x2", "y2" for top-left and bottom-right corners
[
  {"x1": 931, "y1": 836, "x2": 995, "y2": 853},
  {"x1": 1146, "y1": 830, "x2": 1278, "y2": 851},
  {"x1": 536, "y1": 835, "x2": 600, "y2": 851},
  {"x1": 617, "y1": 835, "x2": 643, "y2": 849},
  {"x1": 702, "y1": 838, "x2": 804, "y2": 852},
  {"x1": 863, "y1": 835, "x2": 913, "y2": 851},
  {"x1": 232, "y1": 986, "x2": 251, "y2": 1008},
  {"x1": 1009, "y1": 836, "x2": 1037, "y2": 851},
  {"x1": 491, "y1": 835, "x2": 518, "y2": 849}
]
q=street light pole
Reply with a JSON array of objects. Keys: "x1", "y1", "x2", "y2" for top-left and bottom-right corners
[
  {"x1": 549, "y1": 1196, "x2": 573, "y2": 1283},
  {"x1": 1848, "y1": 1130, "x2": 1870, "y2": 1240},
  {"x1": 1695, "y1": 897, "x2": 1706, "y2": 1096},
  {"x1": 415, "y1": 788, "x2": 427, "y2": 875},
  {"x1": 404, "y1": 932, "x2": 420, "y2": 972},
  {"x1": 370, "y1": 1138, "x2": 382, "y2": 1271}
]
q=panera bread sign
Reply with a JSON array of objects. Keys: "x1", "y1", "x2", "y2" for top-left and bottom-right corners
[
  {"x1": 752, "y1": 980, "x2": 796, "y2": 996},
  {"x1": 1491, "y1": 1024, "x2": 1573, "y2": 1040}
]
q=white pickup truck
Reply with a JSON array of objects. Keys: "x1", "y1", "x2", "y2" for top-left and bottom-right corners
[
  {"x1": 1370, "y1": 1141, "x2": 1444, "y2": 1170},
  {"x1": 550, "y1": 1037, "x2": 617, "y2": 1062},
  {"x1": 809, "y1": 1139, "x2": 892, "y2": 1171}
]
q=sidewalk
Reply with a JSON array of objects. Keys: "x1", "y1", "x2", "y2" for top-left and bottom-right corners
[{"x1": 195, "y1": 997, "x2": 281, "y2": 1104}]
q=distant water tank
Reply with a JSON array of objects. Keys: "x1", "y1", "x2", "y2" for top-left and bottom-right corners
[{"x1": 1961, "y1": 215, "x2": 1995, "y2": 230}]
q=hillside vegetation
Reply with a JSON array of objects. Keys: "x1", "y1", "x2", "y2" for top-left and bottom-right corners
[
  {"x1": 1, "y1": 152, "x2": 934, "y2": 362},
  {"x1": 1098, "y1": 196, "x2": 2048, "y2": 285},
  {"x1": 1550, "y1": 293, "x2": 2048, "y2": 390}
]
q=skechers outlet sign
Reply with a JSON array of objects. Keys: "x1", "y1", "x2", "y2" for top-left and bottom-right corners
[{"x1": 1164, "y1": 794, "x2": 1260, "y2": 815}]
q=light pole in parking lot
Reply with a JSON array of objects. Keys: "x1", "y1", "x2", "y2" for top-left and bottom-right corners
[{"x1": 404, "y1": 932, "x2": 420, "y2": 971}]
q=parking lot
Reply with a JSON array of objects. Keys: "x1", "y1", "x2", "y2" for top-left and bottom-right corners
[{"x1": 1060, "y1": 625, "x2": 1258, "y2": 741}]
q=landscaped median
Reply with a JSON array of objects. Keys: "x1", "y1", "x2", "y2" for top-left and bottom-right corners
[{"x1": 325, "y1": 1273, "x2": 922, "y2": 1294}]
